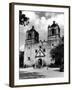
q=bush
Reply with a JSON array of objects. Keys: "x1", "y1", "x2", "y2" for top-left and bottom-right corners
[
  {"x1": 48, "y1": 63, "x2": 60, "y2": 68},
  {"x1": 24, "y1": 64, "x2": 32, "y2": 68},
  {"x1": 50, "y1": 43, "x2": 64, "y2": 67},
  {"x1": 60, "y1": 64, "x2": 64, "y2": 72}
]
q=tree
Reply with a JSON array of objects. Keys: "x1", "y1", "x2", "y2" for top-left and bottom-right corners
[
  {"x1": 50, "y1": 42, "x2": 64, "y2": 67},
  {"x1": 19, "y1": 51, "x2": 24, "y2": 68},
  {"x1": 19, "y1": 11, "x2": 29, "y2": 26}
]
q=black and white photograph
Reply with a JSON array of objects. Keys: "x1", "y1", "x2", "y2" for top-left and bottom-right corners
[
  {"x1": 9, "y1": 3, "x2": 70, "y2": 87},
  {"x1": 19, "y1": 11, "x2": 64, "y2": 79}
]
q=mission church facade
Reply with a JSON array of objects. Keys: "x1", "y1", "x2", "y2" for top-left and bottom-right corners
[{"x1": 24, "y1": 21, "x2": 61, "y2": 67}]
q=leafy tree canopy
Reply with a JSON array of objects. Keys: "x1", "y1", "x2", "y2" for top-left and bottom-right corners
[{"x1": 50, "y1": 41, "x2": 64, "y2": 66}]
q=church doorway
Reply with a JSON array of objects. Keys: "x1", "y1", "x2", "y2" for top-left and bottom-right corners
[{"x1": 38, "y1": 58, "x2": 42, "y2": 68}]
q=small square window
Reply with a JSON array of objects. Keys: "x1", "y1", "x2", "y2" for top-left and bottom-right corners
[
  {"x1": 39, "y1": 46, "x2": 42, "y2": 48},
  {"x1": 52, "y1": 44, "x2": 54, "y2": 46},
  {"x1": 28, "y1": 57, "x2": 30, "y2": 60},
  {"x1": 35, "y1": 50, "x2": 37, "y2": 53},
  {"x1": 43, "y1": 49, "x2": 45, "y2": 52}
]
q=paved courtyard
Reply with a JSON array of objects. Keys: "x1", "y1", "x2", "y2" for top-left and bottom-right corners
[{"x1": 19, "y1": 67, "x2": 64, "y2": 79}]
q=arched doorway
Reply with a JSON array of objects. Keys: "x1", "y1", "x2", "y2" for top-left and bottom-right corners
[{"x1": 38, "y1": 58, "x2": 42, "y2": 68}]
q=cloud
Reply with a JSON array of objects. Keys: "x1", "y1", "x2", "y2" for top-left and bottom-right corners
[
  {"x1": 22, "y1": 11, "x2": 39, "y2": 21},
  {"x1": 20, "y1": 11, "x2": 64, "y2": 50}
]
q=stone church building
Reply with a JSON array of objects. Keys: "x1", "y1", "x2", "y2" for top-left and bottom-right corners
[{"x1": 24, "y1": 21, "x2": 61, "y2": 67}]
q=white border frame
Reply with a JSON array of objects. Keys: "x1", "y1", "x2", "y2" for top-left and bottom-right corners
[{"x1": 14, "y1": 4, "x2": 69, "y2": 86}]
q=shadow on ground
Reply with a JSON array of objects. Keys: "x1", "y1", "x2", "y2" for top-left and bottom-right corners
[{"x1": 19, "y1": 71, "x2": 45, "y2": 79}]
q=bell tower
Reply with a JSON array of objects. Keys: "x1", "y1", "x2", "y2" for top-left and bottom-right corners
[
  {"x1": 47, "y1": 21, "x2": 60, "y2": 47},
  {"x1": 25, "y1": 26, "x2": 39, "y2": 45}
]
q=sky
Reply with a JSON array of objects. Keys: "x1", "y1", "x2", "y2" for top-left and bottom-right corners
[{"x1": 19, "y1": 11, "x2": 64, "y2": 51}]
